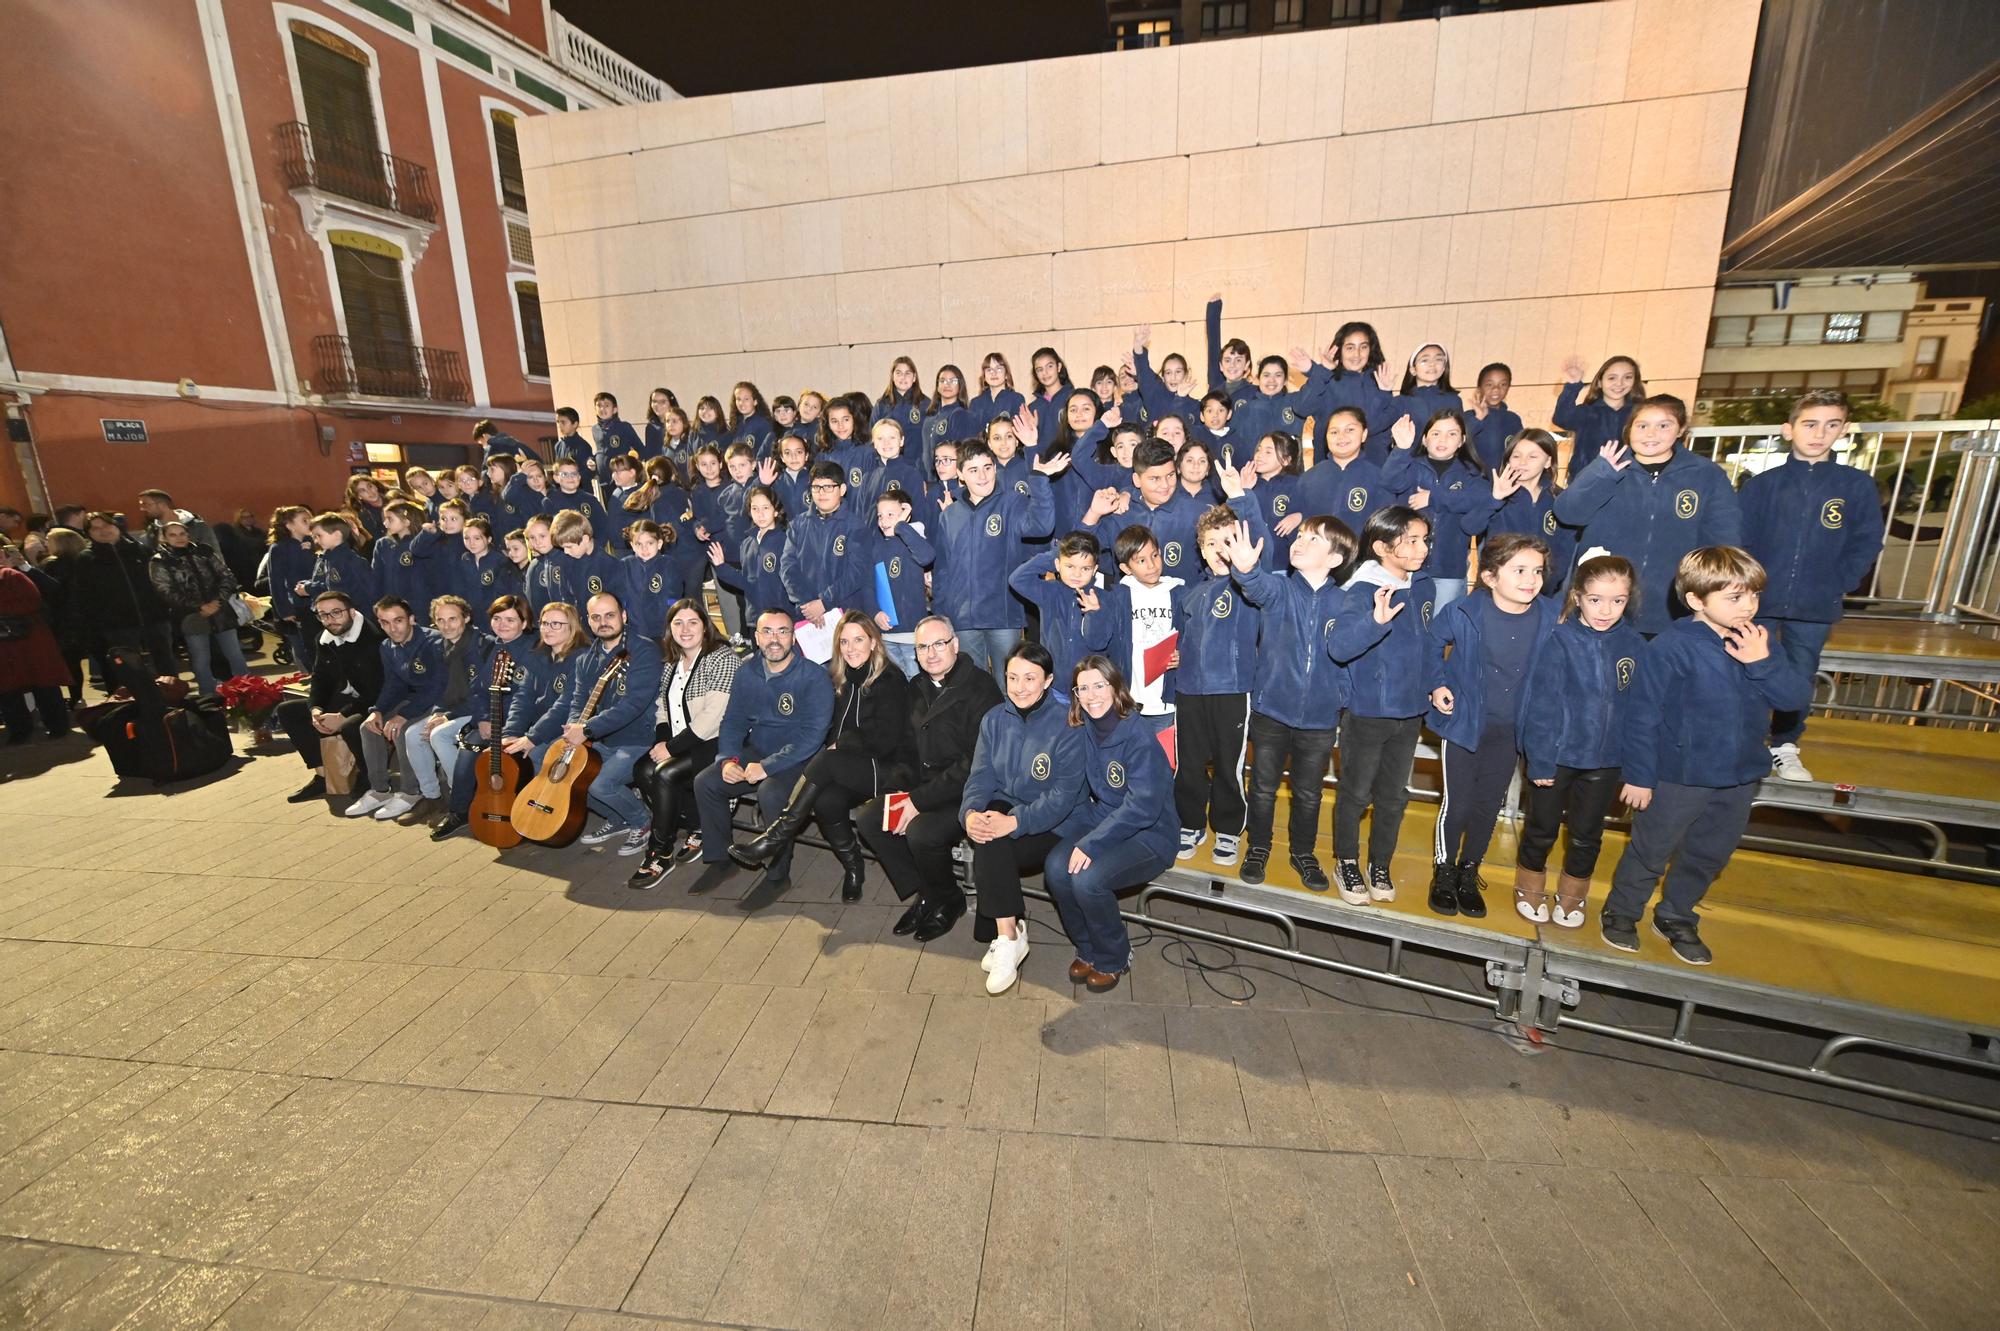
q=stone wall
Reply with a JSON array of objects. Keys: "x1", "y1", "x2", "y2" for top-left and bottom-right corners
[{"x1": 520, "y1": 0, "x2": 1756, "y2": 434}]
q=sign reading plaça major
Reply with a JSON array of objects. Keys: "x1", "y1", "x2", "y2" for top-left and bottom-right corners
[{"x1": 101, "y1": 418, "x2": 148, "y2": 444}]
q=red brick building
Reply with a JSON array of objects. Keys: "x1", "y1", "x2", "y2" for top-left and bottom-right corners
[{"x1": 0, "y1": 0, "x2": 667, "y2": 526}]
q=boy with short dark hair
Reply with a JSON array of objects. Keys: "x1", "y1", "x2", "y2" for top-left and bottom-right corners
[
  {"x1": 1738, "y1": 389, "x2": 1885, "y2": 783},
  {"x1": 1604, "y1": 546, "x2": 1813, "y2": 964},
  {"x1": 551, "y1": 509, "x2": 619, "y2": 605},
  {"x1": 1007, "y1": 531, "x2": 1105, "y2": 704},
  {"x1": 1089, "y1": 526, "x2": 1183, "y2": 734}
]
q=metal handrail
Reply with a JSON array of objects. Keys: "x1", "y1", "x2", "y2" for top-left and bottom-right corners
[
  {"x1": 312, "y1": 333, "x2": 469, "y2": 404},
  {"x1": 275, "y1": 121, "x2": 438, "y2": 224}
]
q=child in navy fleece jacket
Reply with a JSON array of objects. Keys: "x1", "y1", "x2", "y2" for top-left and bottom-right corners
[
  {"x1": 1603, "y1": 547, "x2": 1813, "y2": 966},
  {"x1": 1169, "y1": 504, "x2": 1266, "y2": 867}
]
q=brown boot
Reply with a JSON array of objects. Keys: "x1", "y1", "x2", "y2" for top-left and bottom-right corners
[
  {"x1": 1552, "y1": 873, "x2": 1591, "y2": 929},
  {"x1": 1513, "y1": 864, "x2": 1549, "y2": 923}
]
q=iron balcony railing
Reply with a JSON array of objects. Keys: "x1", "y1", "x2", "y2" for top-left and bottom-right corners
[
  {"x1": 312, "y1": 333, "x2": 469, "y2": 404},
  {"x1": 276, "y1": 121, "x2": 438, "y2": 224}
]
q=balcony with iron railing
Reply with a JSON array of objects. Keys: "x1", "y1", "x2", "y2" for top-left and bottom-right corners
[
  {"x1": 276, "y1": 122, "x2": 438, "y2": 225},
  {"x1": 312, "y1": 334, "x2": 469, "y2": 404}
]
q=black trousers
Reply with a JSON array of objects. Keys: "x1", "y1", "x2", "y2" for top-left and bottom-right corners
[
  {"x1": 1434, "y1": 722, "x2": 1518, "y2": 866},
  {"x1": 275, "y1": 699, "x2": 366, "y2": 779},
  {"x1": 1, "y1": 687, "x2": 69, "y2": 739},
  {"x1": 857, "y1": 801, "x2": 1057, "y2": 928},
  {"x1": 1245, "y1": 710, "x2": 1336, "y2": 857},
  {"x1": 637, "y1": 736, "x2": 717, "y2": 853},
  {"x1": 1175, "y1": 692, "x2": 1249, "y2": 836},
  {"x1": 1517, "y1": 764, "x2": 1621, "y2": 876},
  {"x1": 1333, "y1": 712, "x2": 1423, "y2": 865},
  {"x1": 796, "y1": 748, "x2": 887, "y2": 837}
]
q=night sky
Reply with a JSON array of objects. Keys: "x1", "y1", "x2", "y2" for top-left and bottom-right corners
[{"x1": 552, "y1": 0, "x2": 1108, "y2": 98}]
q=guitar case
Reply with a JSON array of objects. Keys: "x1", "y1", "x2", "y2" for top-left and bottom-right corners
[{"x1": 85, "y1": 649, "x2": 234, "y2": 785}]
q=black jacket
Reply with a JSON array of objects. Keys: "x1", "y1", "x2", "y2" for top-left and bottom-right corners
[
  {"x1": 67, "y1": 537, "x2": 167, "y2": 634},
  {"x1": 310, "y1": 620, "x2": 387, "y2": 716},
  {"x1": 829, "y1": 664, "x2": 916, "y2": 781},
  {"x1": 148, "y1": 543, "x2": 238, "y2": 620},
  {"x1": 904, "y1": 653, "x2": 1003, "y2": 813}
]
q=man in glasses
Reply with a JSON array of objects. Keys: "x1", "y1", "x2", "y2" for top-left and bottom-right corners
[
  {"x1": 274, "y1": 590, "x2": 386, "y2": 806},
  {"x1": 856, "y1": 614, "x2": 1006, "y2": 936}
]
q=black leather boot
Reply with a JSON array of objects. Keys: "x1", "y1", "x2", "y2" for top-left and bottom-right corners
[
  {"x1": 729, "y1": 782, "x2": 821, "y2": 869},
  {"x1": 1427, "y1": 860, "x2": 1459, "y2": 916},
  {"x1": 823, "y1": 817, "x2": 868, "y2": 902}
]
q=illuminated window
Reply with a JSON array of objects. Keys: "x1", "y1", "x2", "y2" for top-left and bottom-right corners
[{"x1": 1824, "y1": 312, "x2": 1863, "y2": 343}]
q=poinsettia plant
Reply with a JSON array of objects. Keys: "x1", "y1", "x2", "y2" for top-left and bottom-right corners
[{"x1": 216, "y1": 673, "x2": 307, "y2": 727}]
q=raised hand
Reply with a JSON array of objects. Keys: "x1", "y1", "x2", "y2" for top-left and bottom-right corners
[
  {"x1": 1133, "y1": 323, "x2": 1151, "y2": 352},
  {"x1": 1491, "y1": 466, "x2": 1523, "y2": 501},
  {"x1": 758, "y1": 456, "x2": 778, "y2": 484},
  {"x1": 1224, "y1": 519, "x2": 1263, "y2": 574},
  {"x1": 1598, "y1": 442, "x2": 1631, "y2": 472},
  {"x1": 1101, "y1": 403, "x2": 1122, "y2": 429},
  {"x1": 1371, "y1": 585, "x2": 1405, "y2": 624},
  {"x1": 1215, "y1": 458, "x2": 1245, "y2": 499},
  {"x1": 1373, "y1": 362, "x2": 1397, "y2": 391},
  {"x1": 705, "y1": 540, "x2": 726, "y2": 566},
  {"x1": 935, "y1": 486, "x2": 954, "y2": 510},
  {"x1": 1031, "y1": 451, "x2": 1071, "y2": 476},
  {"x1": 1724, "y1": 622, "x2": 1772, "y2": 664},
  {"x1": 1012, "y1": 404, "x2": 1039, "y2": 446},
  {"x1": 1287, "y1": 345, "x2": 1312, "y2": 375},
  {"x1": 1077, "y1": 587, "x2": 1100, "y2": 614},
  {"x1": 1562, "y1": 354, "x2": 1585, "y2": 382},
  {"x1": 1466, "y1": 393, "x2": 1488, "y2": 420},
  {"x1": 1390, "y1": 414, "x2": 1417, "y2": 451}
]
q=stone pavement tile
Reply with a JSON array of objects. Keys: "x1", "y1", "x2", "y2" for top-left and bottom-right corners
[
  {"x1": 700, "y1": 1117, "x2": 860, "y2": 1327},
  {"x1": 1791, "y1": 1178, "x2": 1992, "y2": 1330},
  {"x1": 1706, "y1": 1069, "x2": 1904, "y2": 1186},
  {"x1": 364, "y1": 887, "x2": 516, "y2": 967},
  {"x1": 500, "y1": 899, "x2": 626, "y2": 974},
  {"x1": 1617, "y1": 1170, "x2": 1830, "y2": 1331},
  {"x1": 297, "y1": 1279, "x2": 411, "y2": 1328},
  {"x1": 206, "y1": 1270, "x2": 341, "y2": 1327},
  {"x1": 1378, "y1": 1155, "x2": 1541, "y2": 1331},
  {"x1": 383, "y1": 1290, "x2": 497, "y2": 1331},
  {"x1": 405, "y1": 971, "x2": 573, "y2": 1088},
  {"x1": 1226, "y1": 1147, "x2": 1344, "y2": 1331},
  {"x1": 1454, "y1": 1160, "x2": 1637, "y2": 1330},
  {"x1": 636, "y1": 983, "x2": 771, "y2": 1106},
  {"x1": 889, "y1": 994, "x2": 987, "y2": 1127},
  {"x1": 1064, "y1": 1135, "x2": 1155, "y2": 1330},
  {"x1": 311, "y1": 1092, "x2": 537, "y2": 1280},
  {"x1": 0, "y1": 1237, "x2": 51, "y2": 1290},
  {"x1": 578, "y1": 982, "x2": 719, "y2": 1103},
  {"x1": 389, "y1": 1097, "x2": 600, "y2": 1291},
  {"x1": 759, "y1": 987, "x2": 878, "y2": 1119},
  {"x1": 0, "y1": 1244, "x2": 121, "y2": 1326},
  {"x1": 1842, "y1": 1109, "x2": 2000, "y2": 1193},
  {"x1": 800, "y1": 903, "x2": 898, "y2": 989},
  {"x1": 344, "y1": 969, "x2": 519, "y2": 1084},
  {"x1": 973, "y1": 1132, "x2": 1073, "y2": 1331},
  {"x1": 1870, "y1": 1182, "x2": 2000, "y2": 1302},
  {"x1": 0, "y1": 947, "x2": 189, "y2": 1046},
  {"x1": 700, "y1": 983, "x2": 823, "y2": 1111},
  {"x1": 792, "y1": 1121, "x2": 928, "y2": 1331},
  {"x1": 454, "y1": 896, "x2": 587, "y2": 973},
  {"x1": 1215, "y1": 1003, "x2": 1324, "y2": 1149},
  {"x1": 243, "y1": 1087, "x2": 476, "y2": 1272},
  {"x1": 904, "y1": 926, "x2": 989, "y2": 998},
  {"x1": 1032, "y1": 997, "x2": 1105, "y2": 1135},
  {"x1": 73, "y1": 954, "x2": 293, "y2": 1061},
  {"x1": 1162, "y1": 1005, "x2": 1253, "y2": 1144},
  {"x1": 238, "y1": 880, "x2": 404, "y2": 957},
  {"x1": 152, "y1": 880, "x2": 316, "y2": 953},
  {"x1": 959, "y1": 996, "x2": 1043, "y2": 1132},
  {"x1": 1547, "y1": 1167, "x2": 1735, "y2": 1331},
  {"x1": 595, "y1": 910, "x2": 704, "y2": 980},
  {"x1": 291, "y1": 883, "x2": 459, "y2": 962},
  {"x1": 1278, "y1": 1011, "x2": 1402, "y2": 1156},
  {"x1": 410, "y1": 890, "x2": 550, "y2": 969},
  {"x1": 241, "y1": 962, "x2": 443, "y2": 1077},
  {"x1": 748, "y1": 905, "x2": 841, "y2": 988},
  {"x1": 462, "y1": 1102, "x2": 663, "y2": 1301},
  {"x1": 645, "y1": 913, "x2": 744, "y2": 982},
  {"x1": 133, "y1": 956, "x2": 331, "y2": 1065},
  {"x1": 1703, "y1": 1176, "x2": 1924, "y2": 1331},
  {"x1": 487, "y1": 977, "x2": 662, "y2": 1098},
  {"x1": 540, "y1": 1108, "x2": 723, "y2": 1310},
  {"x1": 826, "y1": 989, "x2": 932, "y2": 1123},
  {"x1": 34, "y1": 950, "x2": 246, "y2": 1057},
  {"x1": 1144, "y1": 1141, "x2": 1253, "y2": 1330},
  {"x1": 31, "y1": 1249, "x2": 183, "y2": 1329},
  {"x1": 0, "y1": 1058, "x2": 137, "y2": 1157},
  {"x1": 0, "y1": 1064, "x2": 197, "y2": 1209},
  {"x1": 106, "y1": 1260, "x2": 261, "y2": 1330},
  {"x1": 620, "y1": 1113, "x2": 793, "y2": 1319},
  {"x1": 558, "y1": 911, "x2": 663, "y2": 979},
  {"x1": 695, "y1": 906, "x2": 795, "y2": 984},
  {"x1": 878, "y1": 1127, "x2": 996, "y2": 1331},
  {"x1": 0, "y1": 944, "x2": 101, "y2": 1012},
  {"x1": 320, "y1": 885, "x2": 479, "y2": 964},
  {"x1": 1418, "y1": 1018, "x2": 1564, "y2": 1166},
  {"x1": 1517, "y1": 1039, "x2": 1721, "y2": 1174}
]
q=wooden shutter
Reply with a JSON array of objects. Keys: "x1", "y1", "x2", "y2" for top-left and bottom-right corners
[
  {"x1": 515, "y1": 281, "x2": 548, "y2": 377},
  {"x1": 333, "y1": 240, "x2": 419, "y2": 394},
  {"x1": 491, "y1": 111, "x2": 528, "y2": 212},
  {"x1": 292, "y1": 26, "x2": 387, "y2": 206}
]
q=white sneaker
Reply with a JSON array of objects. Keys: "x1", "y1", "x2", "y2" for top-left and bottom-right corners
[
  {"x1": 1770, "y1": 743, "x2": 1813, "y2": 783},
  {"x1": 1212, "y1": 833, "x2": 1240, "y2": 866},
  {"x1": 979, "y1": 936, "x2": 1005, "y2": 973},
  {"x1": 985, "y1": 933, "x2": 1029, "y2": 995},
  {"x1": 1177, "y1": 827, "x2": 1205, "y2": 861},
  {"x1": 344, "y1": 790, "x2": 388, "y2": 818},
  {"x1": 371, "y1": 793, "x2": 417, "y2": 821}
]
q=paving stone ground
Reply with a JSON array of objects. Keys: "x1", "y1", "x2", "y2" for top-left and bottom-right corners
[{"x1": 0, "y1": 729, "x2": 1996, "y2": 1330}]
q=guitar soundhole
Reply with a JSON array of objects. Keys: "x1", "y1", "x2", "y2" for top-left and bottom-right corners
[{"x1": 551, "y1": 760, "x2": 571, "y2": 781}]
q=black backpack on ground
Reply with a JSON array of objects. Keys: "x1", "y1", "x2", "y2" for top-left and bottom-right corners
[{"x1": 85, "y1": 651, "x2": 234, "y2": 784}]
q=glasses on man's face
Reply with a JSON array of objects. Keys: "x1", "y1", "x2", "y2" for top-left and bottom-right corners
[
  {"x1": 810, "y1": 481, "x2": 842, "y2": 493},
  {"x1": 315, "y1": 609, "x2": 345, "y2": 621},
  {"x1": 916, "y1": 636, "x2": 956, "y2": 654}
]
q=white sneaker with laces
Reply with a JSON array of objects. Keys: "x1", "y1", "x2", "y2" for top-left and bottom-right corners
[
  {"x1": 371, "y1": 793, "x2": 417, "y2": 821},
  {"x1": 1177, "y1": 827, "x2": 1204, "y2": 861},
  {"x1": 985, "y1": 933, "x2": 1029, "y2": 995},
  {"x1": 979, "y1": 936, "x2": 1005, "y2": 973},
  {"x1": 618, "y1": 826, "x2": 652, "y2": 856},
  {"x1": 1770, "y1": 743, "x2": 1813, "y2": 783},
  {"x1": 344, "y1": 790, "x2": 389, "y2": 819},
  {"x1": 1212, "y1": 833, "x2": 1240, "y2": 866},
  {"x1": 579, "y1": 819, "x2": 628, "y2": 845}
]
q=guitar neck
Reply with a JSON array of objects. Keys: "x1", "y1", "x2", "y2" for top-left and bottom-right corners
[
  {"x1": 574, "y1": 650, "x2": 627, "y2": 727},
  {"x1": 486, "y1": 652, "x2": 512, "y2": 777}
]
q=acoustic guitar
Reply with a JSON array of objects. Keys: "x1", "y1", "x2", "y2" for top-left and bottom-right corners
[
  {"x1": 510, "y1": 649, "x2": 628, "y2": 846},
  {"x1": 465, "y1": 650, "x2": 524, "y2": 849}
]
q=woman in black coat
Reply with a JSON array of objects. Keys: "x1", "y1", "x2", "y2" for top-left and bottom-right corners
[{"x1": 730, "y1": 610, "x2": 914, "y2": 900}]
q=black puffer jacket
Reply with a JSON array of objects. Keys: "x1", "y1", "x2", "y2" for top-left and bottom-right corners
[
  {"x1": 148, "y1": 543, "x2": 239, "y2": 621},
  {"x1": 66, "y1": 536, "x2": 167, "y2": 634},
  {"x1": 904, "y1": 653, "x2": 1003, "y2": 812},
  {"x1": 828, "y1": 662, "x2": 917, "y2": 785}
]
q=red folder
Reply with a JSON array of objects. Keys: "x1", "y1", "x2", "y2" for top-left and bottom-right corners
[
  {"x1": 882, "y1": 791, "x2": 917, "y2": 834},
  {"x1": 1143, "y1": 632, "x2": 1179, "y2": 685}
]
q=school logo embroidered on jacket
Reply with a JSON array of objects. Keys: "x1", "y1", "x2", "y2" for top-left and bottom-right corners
[
  {"x1": 1323, "y1": 616, "x2": 1338, "y2": 637},
  {"x1": 1448, "y1": 480, "x2": 1463, "y2": 491},
  {"x1": 1281, "y1": 407, "x2": 1298, "y2": 426},
  {"x1": 1211, "y1": 591, "x2": 1232, "y2": 619},
  {"x1": 1014, "y1": 480, "x2": 1030, "y2": 496},
  {"x1": 1420, "y1": 600, "x2": 1434, "y2": 626},
  {"x1": 777, "y1": 693, "x2": 795, "y2": 715},
  {"x1": 1821, "y1": 498, "x2": 1845, "y2": 529},
  {"x1": 762, "y1": 552, "x2": 777, "y2": 573},
  {"x1": 1273, "y1": 495, "x2": 1290, "y2": 516},
  {"x1": 1031, "y1": 752, "x2": 1051, "y2": 780},
  {"x1": 985, "y1": 514, "x2": 1003, "y2": 537},
  {"x1": 1106, "y1": 761, "x2": 1126, "y2": 789},
  {"x1": 1164, "y1": 542, "x2": 1183, "y2": 567},
  {"x1": 1675, "y1": 489, "x2": 1699, "y2": 519},
  {"x1": 849, "y1": 468, "x2": 864, "y2": 487},
  {"x1": 1347, "y1": 488, "x2": 1367, "y2": 512},
  {"x1": 553, "y1": 675, "x2": 567, "y2": 694},
  {"x1": 833, "y1": 536, "x2": 846, "y2": 557},
  {"x1": 1543, "y1": 510, "x2": 1558, "y2": 535},
  {"x1": 889, "y1": 557, "x2": 903, "y2": 578},
  {"x1": 481, "y1": 569, "x2": 494, "y2": 585},
  {"x1": 648, "y1": 573, "x2": 664, "y2": 594},
  {"x1": 588, "y1": 576, "x2": 604, "y2": 594},
  {"x1": 399, "y1": 551, "x2": 413, "y2": 566},
  {"x1": 1616, "y1": 657, "x2": 1636, "y2": 689},
  {"x1": 411, "y1": 659, "x2": 426, "y2": 673}
]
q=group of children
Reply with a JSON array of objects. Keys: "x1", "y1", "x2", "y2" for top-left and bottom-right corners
[{"x1": 267, "y1": 304, "x2": 1884, "y2": 967}]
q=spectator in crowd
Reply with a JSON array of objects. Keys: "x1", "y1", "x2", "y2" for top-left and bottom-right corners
[
  {"x1": 147, "y1": 519, "x2": 250, "y2": 696},
  {"x1": 0, "y1": 538, "x2": 71, "y2": 742}
]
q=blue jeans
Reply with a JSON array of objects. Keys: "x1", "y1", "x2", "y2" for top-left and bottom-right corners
[
  {"x1": 532, "y1": 739, "x2": 650, "y2": 830},
  {"x1": 1042, "y1": 835, "x2": 1171, "y2": 973},
  {"x1": 958, "y1": 627, "x2": 1021, "y2": 682},
  {"x1": 184, "y1": 626, "x2": 249, "y2": 696},
  {"x1": 1432, "y1": 576, "x2": 1467, "y2": 610},
  {"x1": 884, "y1": 638, "x2": 917, "y2": 677},
  {"x1": 694, "y1": 757, "x2": 807, "y2": 877},
  {"x1": 1762, "y1": 617, "x2": 1829, "y2": 745},
  {"x1": 403, "y1": 714, "x2": 469, "y2": 799}
]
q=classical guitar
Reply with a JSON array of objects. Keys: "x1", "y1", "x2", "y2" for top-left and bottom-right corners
[
  {"x1": 510, "y1": 649, "x2": 628, "y2": 846},
  {"x1": 465, "y1": 650, "x2": 524, "y2": 849}
]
